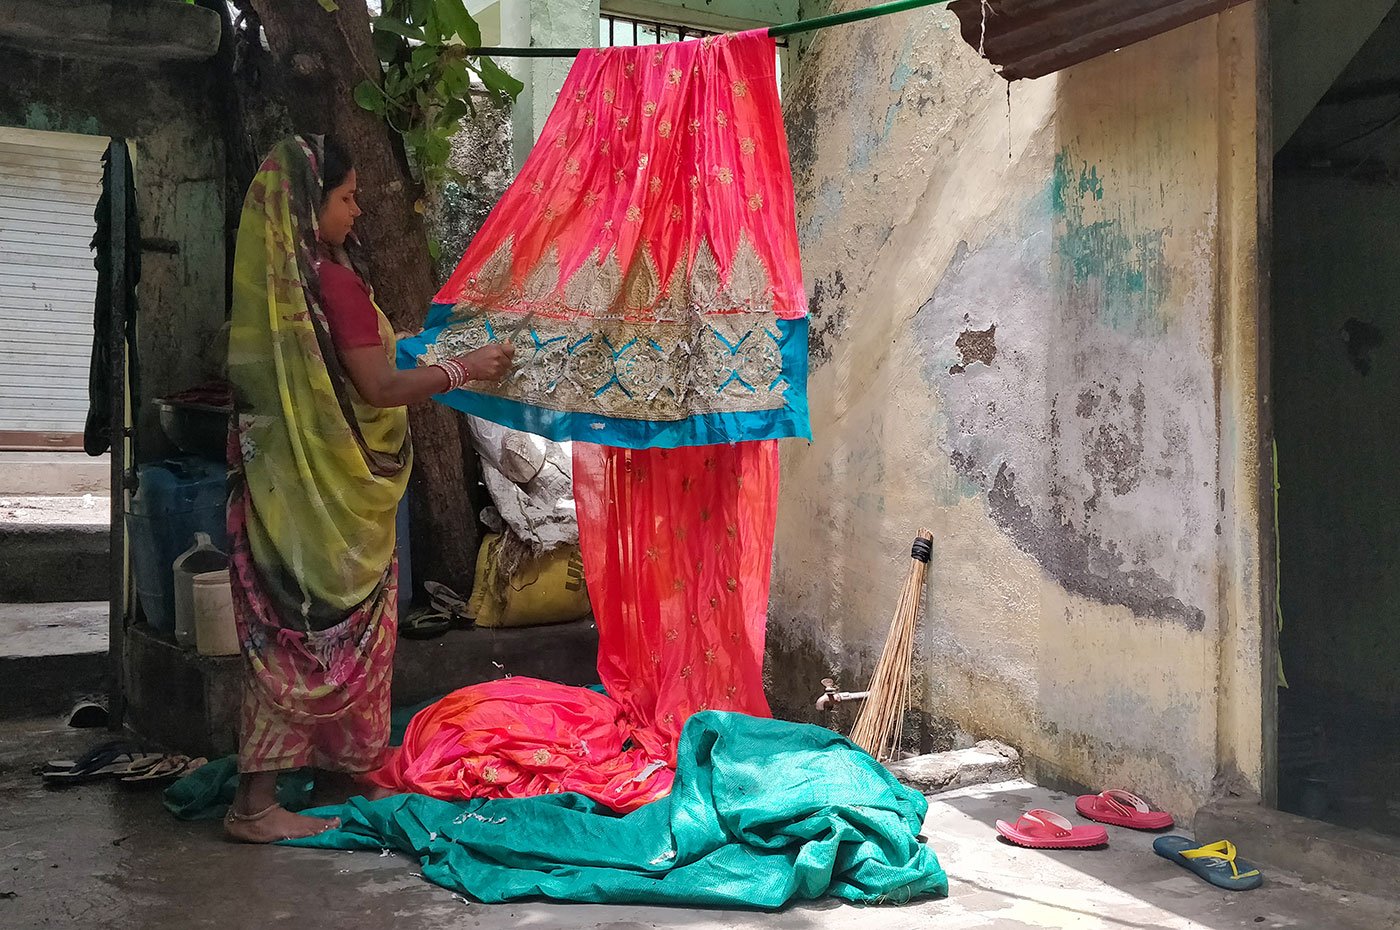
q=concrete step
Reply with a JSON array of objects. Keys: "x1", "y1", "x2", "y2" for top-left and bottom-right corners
[
  {"x1": 0, "y1": 601, "x2": 109, "y2": 718},
  {"x1": 0, "y1": 523, "x2": 108, "y2": 602},
  {"x1": 0, "y1": 453, "x2": 110, "y2": 495},
  {"x1": 123, "y1": 618, "x2": 602, "y2": 758},
  {"x1": 391, "y1": 618, "x2": 602, "y2": 708},
  {"x1": 1195, "y1": 797, "x2": 1400, "y2": 899}
]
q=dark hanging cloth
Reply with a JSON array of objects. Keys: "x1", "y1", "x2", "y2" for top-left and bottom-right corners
[{"x1": 84, "y1": 140, "x2": 140, "y2": 457}]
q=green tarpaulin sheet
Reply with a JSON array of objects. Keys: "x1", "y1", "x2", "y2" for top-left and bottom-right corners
[{"x1": 284, "y1": 711, "x2": 947, "y2": 908}]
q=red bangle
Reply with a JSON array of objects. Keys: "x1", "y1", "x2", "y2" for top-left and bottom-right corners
[{"x1": 431, "y1": 358, "x2": 469, "y2": 391}]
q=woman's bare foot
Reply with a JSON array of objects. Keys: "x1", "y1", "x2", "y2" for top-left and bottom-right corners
[{"x1": 225, "y1": 804, "x2": 340, "y2": 844}]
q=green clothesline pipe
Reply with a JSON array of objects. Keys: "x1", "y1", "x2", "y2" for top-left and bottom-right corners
[
  {"x1": 769, "y1": 0, "x2": 952, "y2": 39},
  {"x1": 464, "y1": 0, "x2": 953, "y2": 58}
]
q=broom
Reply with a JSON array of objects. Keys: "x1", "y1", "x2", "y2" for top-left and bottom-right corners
[{"x1": 849, "y1": 529, "x2": 934, "y2": 761}]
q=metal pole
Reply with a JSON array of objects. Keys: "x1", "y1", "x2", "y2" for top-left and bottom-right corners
[
  {"x1": 107, "y1": 140, "x2": 129, "y2": 728},
  {"x1": 465, "y1": 0, "x2": 951, "y2": 58}
]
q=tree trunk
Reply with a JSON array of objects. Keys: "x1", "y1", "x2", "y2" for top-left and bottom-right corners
[{"x1": 250, "y1": 0, "x2": 480, "y2": 598}]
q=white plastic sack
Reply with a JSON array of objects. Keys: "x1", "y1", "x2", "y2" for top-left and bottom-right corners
[{"x1": 468, "y1": 416, "x2": 577, "y2": 552}]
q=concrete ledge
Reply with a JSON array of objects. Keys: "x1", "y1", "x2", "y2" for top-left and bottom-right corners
[
  {"x1": 123, "y1": 619, "x2": 602, "y2": 757},
  {"x1": 886, "y1": 740, "x2": 1022, "y2": 794},
  {"x1": 0, "y1": 524, "x2": 108, "y2": 602},
  {"x1": 0, "y1": 602, "x2": 109, "y2": 718},
  {"x1": 124, "y1": 623, "x2": 242, "y2": 759},
  {"x1": 0, "y1": 652, "x2": 107, "y2": 719},
  {"x1": 391, "y1": 619, "x2": 601, "y2": 707},
  {"x1": 0, "y1": 0, "x2": 220, "y2": 63},
  {"x1": 1195, "y1": 798, "x2": 1400, "y2": 898}
]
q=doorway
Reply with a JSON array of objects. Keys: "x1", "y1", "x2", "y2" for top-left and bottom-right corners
[
  {"x1": 1272, "y1": 6, "x2": 1400, "y2": 838},
  {"x1": 0, "y1": 126, "x2": 116, "y2": 721}
]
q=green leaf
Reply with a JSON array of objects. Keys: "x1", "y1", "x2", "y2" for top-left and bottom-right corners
[
  {"x1": 317, "y1": 0, "x2": 340, "y2": 11},
  {"x1": 410, "y1": 0, "x2": 432, "y2": 24},
  {"x1": 428, "y1": 237, "x2": 442, "y2": 262},
  {"x1": 440, "y1": 96, "x2": 469, "y2": 124},
  {"x1": 423, "y1": 4, "x2": 446, "y2": 44},
  {"x1": 373, "y1": 28, "x2": 407, "y2": 62},
  {"x1": 353, "y1": 80, "x2": 387, "y2": 114},
  {"x1": 410, "y1": 43, "x2": 438, "y2": 71},
  {"x1": 384, "y1": 67, "x2": 413, "y2": 98},
  {"x1": 372, "y1": 15, "x2": 425, "y2": 41},
  {"x1": 440, "y1": 60, "x2": 472, "y2": 97},
  {"x1": 477, "y1": 56, "x2": 523, "y2": 100},
  {"x1": 438, "y1": 0, "x2": 482, "y2": 47},
  {"x1": 425, "y1": 133, "x2": 451, "y2": 165}
]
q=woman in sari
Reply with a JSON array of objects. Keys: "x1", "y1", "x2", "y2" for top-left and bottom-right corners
[{"x1": 224, "y1": 136, "x2": 511, "y2": 842}]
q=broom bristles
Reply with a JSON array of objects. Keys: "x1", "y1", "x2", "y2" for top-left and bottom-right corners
[{"x1": 850, "y1": 529, "x2": 933, "y2": 761}]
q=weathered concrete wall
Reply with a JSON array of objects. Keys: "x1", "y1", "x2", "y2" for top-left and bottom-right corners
[
  {"x1": 0, "y1": 46, "x2": 225, "y2": 459},
  {"x1": 501, "y1": 0, "x2": 601, "y2": 167},
  {"x1": 772, "y1": 4, "x2": 1265, "y2": 816}
]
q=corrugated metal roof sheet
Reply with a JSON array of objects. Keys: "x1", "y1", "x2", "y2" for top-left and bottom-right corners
[{"x1": 947, "y1": 0, "x2": 1253, "y2": 80}]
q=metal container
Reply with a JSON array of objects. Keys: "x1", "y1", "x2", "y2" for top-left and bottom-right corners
[{"x1": 157, "y1": 398, "x2": 230, "y2": 461}]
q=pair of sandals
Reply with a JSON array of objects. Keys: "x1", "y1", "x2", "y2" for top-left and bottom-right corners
[
  {"x1": 996, "y1": 789, "x2": 1263, "y2": 891},
  {"x1": 41, "y1": 740, "x2": 207, "y2": 787},
  {"x1": 399, "y1": 581, "x2": 474, "y2": 640}
]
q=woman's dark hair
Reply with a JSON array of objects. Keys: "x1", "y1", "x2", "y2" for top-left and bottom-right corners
[{"x1": 320, "y1": 138, "x2": 353, "y2": 201}]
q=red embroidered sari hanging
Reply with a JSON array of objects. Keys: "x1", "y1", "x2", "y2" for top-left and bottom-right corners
[
  {"x1": 370, "y1": 31, "x2": 798, "y2": 812},
  {"x1": 397, "y1": 29, "x2": 808, "y2": 448}
]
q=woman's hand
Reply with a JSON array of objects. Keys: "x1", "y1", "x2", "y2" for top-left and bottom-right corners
[
  {"x1": 459, "y1": 343, "x2": 515, "y2": 383},
  {"x1": 338, "y1": 340, "x2": 515, "y2": 409}
]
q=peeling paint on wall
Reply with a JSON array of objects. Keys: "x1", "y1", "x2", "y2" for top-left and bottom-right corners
[
  {"x1": 914, "y1": 160, "x2": 1210, "y2": 631},
  {"x1": 986, "y1": 464, "x2": 1206, "y2": 629},
  {"x1": 806, "y1": 269, "x2": 848, "y2": 366},
  {"x1": 949, "y1": 324, "x2": 997, "y2": 374},
  {"x1": 1051, "y1": 150, "x2": 1171, "y2": 336}
]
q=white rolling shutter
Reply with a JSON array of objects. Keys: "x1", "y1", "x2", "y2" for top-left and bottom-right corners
[{"x1": 0, "y1": 127, "x2": 108, "y2": 447}]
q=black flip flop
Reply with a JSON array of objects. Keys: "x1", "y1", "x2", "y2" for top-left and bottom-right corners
[
  {"x1": 43, "y1": 741, "x2": 162, "y2": 786},
  {"x1": 399, "y1": 610, "x2": 451, "y2": 640}
]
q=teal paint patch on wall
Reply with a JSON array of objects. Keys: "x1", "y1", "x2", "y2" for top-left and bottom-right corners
[
  {"x1": 22, "y1": 103, "x2": 102, "y2": 137},
  {"x1": 1051, "y1": 150, "x2": 1168, "y2": 335},
  {"x1": 845, "y1": 30, "x2": 913, "y2": 172},
  {"x1": 889, "y1": 33, "x2": 915, "y2": 94}
]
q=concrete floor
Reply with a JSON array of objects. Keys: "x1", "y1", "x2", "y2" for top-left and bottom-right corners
[
  {"x1": 2, "y1": 717, "x2": 1397, "y2": 930},
  {"x1": 0, "y1": 495, "x2": 109, "y2": 526}
]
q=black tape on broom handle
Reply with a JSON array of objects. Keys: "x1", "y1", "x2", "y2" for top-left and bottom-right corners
[{"x1": 911, "y1": 536, "x2": 933, "y2": 563}]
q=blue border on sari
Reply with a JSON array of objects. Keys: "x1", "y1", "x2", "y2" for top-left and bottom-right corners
[{"x1": 398, "y1": 304, "x2": 811, "y2": 449}]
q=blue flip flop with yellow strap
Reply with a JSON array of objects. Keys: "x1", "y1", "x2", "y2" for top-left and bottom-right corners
[{"x1": 1153, "y1": 836, "x2": 1264, "y2": 891}]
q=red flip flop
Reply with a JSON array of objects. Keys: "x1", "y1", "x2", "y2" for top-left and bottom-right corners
[
  {"x1": 995, "y1": 809, "x2": 1108, "y2": 849},
  {"x1": 1075, "y1": 789, "x2": 1175, "y2": 830}
]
